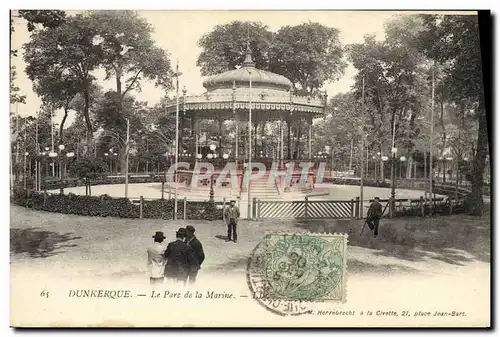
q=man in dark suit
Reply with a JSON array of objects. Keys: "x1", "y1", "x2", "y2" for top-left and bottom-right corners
[
  {"x1": 367, "y1": 197, "x2": 383, "y2": 237},
  {"x1": 223, "y1": 200, "x2": 240, "y2": 243},
  {"x1": 163, "y1": 228, "x2": 197, "y2": 285},
  {"x1": 185, "y1": 225, "x2": 205, "y2": 284}
]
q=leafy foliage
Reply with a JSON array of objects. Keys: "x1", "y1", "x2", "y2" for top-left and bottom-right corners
[
  {"x1": 269, "y1": 22, "x2": 346, "y2": 95},
  {"x1": 88, "y1": 10, "x2": 174, "y2": 97},
  {"x1": 197, "y1": 21, "x2": 273, "y2": 75},
  {"x1": 10, "y1": 67, "x2": 26, "y2": 104},
  {"x1": 69, "y1": 157, "x2": 107, "y2": 180},
  {"x1": 18, "y1": 10, "x2": 67, "y2": 32}
]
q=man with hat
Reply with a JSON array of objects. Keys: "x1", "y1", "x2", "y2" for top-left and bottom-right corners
[
  {"x1": 223, "y1": 200, "x2": 240, "y2": 243},
  {"x1": 185, "y1": 225, "x2": 205, "y2": 284},
  {"x1": 164, "y1": 228, "x2": 197, "y2": 284},
  {"x1": 147, "y1": 231, "x2": 167, "y2": 285}
]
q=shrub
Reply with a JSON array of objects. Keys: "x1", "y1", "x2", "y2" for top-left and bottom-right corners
[
  {"x1": 179, "y1": 201, "x2": 222, "y2": 220},
  {"x1": 143, "y1": 199, "x2": 175, "y2": 219}
]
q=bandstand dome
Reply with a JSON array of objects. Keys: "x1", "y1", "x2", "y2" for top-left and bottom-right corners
[{"x1": 202, "y1": 55, "x2": 293, "y2": 91}]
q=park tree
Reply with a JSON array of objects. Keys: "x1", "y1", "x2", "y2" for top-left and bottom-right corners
[
  {"x1": 269, "y1": 22, "x2": 346, "y2": 96},
  {"x1": 24, "y1": 14, "x2": 103, "y2": 150},
  {"x1": 418, "y1": 14, "x2": 488, "y2": 215},
  {"x1": 197, "y1": 21, "x2": 273, "y2": 75},
  {"x1": 88, "y1": 10, "x2": 173, "y2": 119},
  {"x1": 347, "y1": 16, "x2": 430, "y2": 178}
]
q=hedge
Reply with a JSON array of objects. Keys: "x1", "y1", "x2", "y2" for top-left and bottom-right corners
[
  {"x1": 12, "y1": 188, "x2": 222, "y2": 220},
  {"x1": 39, "y1": 175, "x2": 165, "y2": 191},
  {"x1": 321, "y1": 177, "x2": 391, "y2": 188}
]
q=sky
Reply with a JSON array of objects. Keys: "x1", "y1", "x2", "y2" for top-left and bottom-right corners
[{"x1": 10, "y1": 10, "x2": 456, "y2": 126}]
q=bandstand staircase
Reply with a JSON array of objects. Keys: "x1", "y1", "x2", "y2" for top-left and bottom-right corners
[{"x1": 241, "y1": 174, "x2": 281, "y2": 200}]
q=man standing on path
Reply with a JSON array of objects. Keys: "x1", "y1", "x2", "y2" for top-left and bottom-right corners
[
  {"x1": 164, "y1": 228, "x2": 197, "y2": 285},
  {"x1": 185, "y1": 225, "x2": 205, "y2": 284},
  {"x1": 367, "y1": 197, "x2": 383, "y2": 237},
  {"x1": 224, "y1": 200, "x2": 240, "y2": 243},
  {"x1": 147, "y1": 231, "x2": 167, "y2": 286}
]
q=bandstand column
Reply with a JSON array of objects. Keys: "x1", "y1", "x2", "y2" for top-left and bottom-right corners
[
  {"x1": 308, "y1": 117, "x2": 312, "y2": 160},
  {"x1": 280, "y1": 115, "x2": 284, "y2": 167},
  {"x1": 232, "y1": 82, "x2": 238, "y2": 169},
  {"x1": 194, "y1": 116, "x2": 200, "y2": 160},
  {"x1": 218, "y1": 116, "x2": 224, "y2": 157}
]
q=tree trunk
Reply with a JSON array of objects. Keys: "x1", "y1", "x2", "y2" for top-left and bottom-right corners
[
  {"x1": 83, "y1": 90, "x2": 93, "y2": 154},
  {"x1": 469, "y1": 99, "x2": 488, "y2": 215},
  {"x1": 439, "y1": 100, "x2": 446, "y2": 182},
  {"x1": 59, "y1": 106, "x2": 70, "y2": 144},
  {"x1": 116, "y1": 66, "x2": 122, "y2": 97}
]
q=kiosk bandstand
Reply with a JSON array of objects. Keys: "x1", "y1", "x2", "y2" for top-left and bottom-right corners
[{"x1": 165, "y1": 49, "x2": 328, "y2": 197}]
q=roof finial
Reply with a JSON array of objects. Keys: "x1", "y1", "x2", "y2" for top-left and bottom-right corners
[{"x1": 242, "y1": 23, "x2": 255, "y2": 67}]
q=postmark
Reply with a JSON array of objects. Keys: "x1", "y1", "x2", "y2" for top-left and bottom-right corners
[{"x1": 247, "y1": 232, "x2": 348, "y2": 316}]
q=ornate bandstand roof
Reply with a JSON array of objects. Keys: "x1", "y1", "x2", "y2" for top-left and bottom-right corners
[
  {"x1": 202, "y1": 54, "x2": 293, "y2": 91},
  {"x1": 165, "y1": 49, "x2": 327, "y2": 120}
]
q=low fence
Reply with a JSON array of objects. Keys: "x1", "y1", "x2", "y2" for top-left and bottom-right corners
[
  {"x1": 254, "y1": 192, "x2": 469, "y2": 220},
  {"x1": 371, "y1": 196, "x2": 468, "y2": 218},
  {"x1": 255, "y1": 197, "x2": 356, "y2": 220}
]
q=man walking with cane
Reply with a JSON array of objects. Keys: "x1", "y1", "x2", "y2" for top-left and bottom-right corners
[
  {"x1": 366, "y1": 197, "x2": 383, "y2": 237},
  {"x1": 224, "y1": 200, "x2": 240, "y2": 243}
]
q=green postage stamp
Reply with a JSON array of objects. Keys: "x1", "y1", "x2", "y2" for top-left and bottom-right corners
[{"x1": 247, "y1": 232, "x2": 348, "y2": 313}]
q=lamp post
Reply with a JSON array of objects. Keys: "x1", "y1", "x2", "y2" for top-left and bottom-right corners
[
  {"x1": 40, "y1": 151, "x2": 47, "y2": 191},
  {"x1": 113, "y1": 152, "x2": 118, "y2": 173},
  {"x1": 57, "y1": 144, "x2": 65, "y2": 194},
  {"x1": 399, "y1": 156, "x2": 406, "y2": 179},
  {"x1": 44, "y1": 147, "x2": 50, "y2": 176},
  {"x1": 23, "y1": 152, "x2": 29, "y2": 188},
  {"x1": 372, "y1": 155, "x2": 376, "y2": 179},
  {"x1": 324, "y1": 145, "x2": 333, "y2": 176},
  {"x1": 390, "y1": 147, "x2": 397, "y2": 217},
  {"x1": 125, "y1": 118, "x2": 130, "y2": 198},
  {"x1": 64, "y1": 152, "x2": 75, "y2": 192},
  {"x1": 104, "y1": 152, "x2": 110, "y2": 172},
  {"x1": 48, "y1": 150, "x2": 58, "y2": 192},
  {"x1": 108, "y1": 148, "x2": 114, "y2": 172},
  {"x1": 173, "y1": 60, "x2": 183, "y2": 220},
  {"x1": 208, "y1": 144, "x2": 217, "y2": 201}
]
